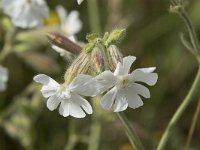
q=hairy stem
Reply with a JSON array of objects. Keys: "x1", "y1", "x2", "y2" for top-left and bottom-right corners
[
  {"x1": 117, "y1": 112, "x2": 145, "y2": 150},
  {"x1": 157, "y1": 67, "x2": 200, "y2": 150}
]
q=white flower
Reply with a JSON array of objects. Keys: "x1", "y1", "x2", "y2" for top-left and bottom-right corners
[
  {"x1": 33, "y1": 74, "x2": 99, "y2": 118},
  {"x1": 0, "y1": 66, "x2": 8, "y2": 91},
  {"x1": 56, "y1": 5, "x2": 82, "y2": 36},
  {"x1": 2, "y1": 0, "x2": 49, "y2": 28},
  {"x1": 95, "y1": 56, "x2": 158, "y2": 112},
  {"x1": 77, "y1": 0, "x2": 84, "y2": 5}
]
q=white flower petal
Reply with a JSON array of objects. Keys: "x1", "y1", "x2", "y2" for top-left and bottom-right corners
[
  {"x1": 60, "y1": 100, "x2": 70, "y2": 117},
  {"x1": 33, "y1": 74, "x2": 59, "y2": 87},
  {"x1": 3, "y1": 0, "x2": 49, "y2": 28},
  {"x1": 125, "y1": 89, "x2": 143, "y2": 109},
  {"x1": 95, "y1": 70, "x2": 115, "y2": 81},
  {"x1": 62, "y1": 10, "x2": 82, "y2": 35},
  {"x1": 77, "y1": 0, "x2": 84, "y2": 5},
  {"x1": 69, "y1": 74, "x2": 93, "y2": 89},
  {"x1": 68, "y1": 35, "x2": 77, "y2": 42},
  {"x1": 69, "y1": 102, "x2": 86, "y2": 118},
  {"x1": 72, "y1": 94, "x2": 93, "y2": 114},
  {"x1": 131, "y1": 83, "x2": 150, "y2": 98},
  {"x1": 136, "y1": 67, "x2": 156, "y2": 73},
  {"x1": 0, "y1": 66, "x2": 8, "y2": 91},
  {"x1": 113, "y1": 90, "x2": 128, "y2": 112},
  {"x1": 47, "y1": 95, "x2": 61, "y2": 111},
  {"x1": 60, "y1": 93, "x2": 91, "y2": 118},
  {"x1": 101, "y1": 87, "x2": 117, "y2": 110},
  {"x1": 56, "y1": 5, "x2": 67, "y2": 24},
  {"x1": 0, "y1": 81, "x2": 7, "y2": 91},
  {"x1": 59, "y1": 104, "x2": 64, "y2": 116},
  {"x1": 41, "y1": 85, "x2": 58, "y2": 98},
  {"x1": 52, "y1": 45, "x2": 67, "y2": 56},
  {"x1": 114, "y1": 62, "x2": 123, "y2": 76},
  {"x1": 69, "y1": 74, "x2": 99, "y2": 96},
  {"x1": 0, "y1": 66, "x2": 8, "y2": 82},
  {"x1": 95, "y1": 70, "x2": 117, "y2": 92},
  {"x1": 114, "y1": 56, "x2": 136, "y2": 76},
  {"x1": 130, "y1": 70, "x2": 158, "y2": 86}
]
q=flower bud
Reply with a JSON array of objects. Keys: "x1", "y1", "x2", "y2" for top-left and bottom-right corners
[
  {"x1": 46, "y1": 32, "x2": 81, "y2": 54},
  {"x1": 105, "y1": 29, "x2": 126, "y2": 47},
  {"x1": 107, "y1": 45, "x2": 122, "y2": 71},
  {"x1": 64, "y1": 52, "x2": 90, "y2": 84},
  {"x1": 91, "y1": 47, "x2": 105, "y2": 74}
]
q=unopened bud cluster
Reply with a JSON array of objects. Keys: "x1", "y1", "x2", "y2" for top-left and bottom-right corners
[{"x1": 64, "y1": 29, "x2": 126, "y2": 84}]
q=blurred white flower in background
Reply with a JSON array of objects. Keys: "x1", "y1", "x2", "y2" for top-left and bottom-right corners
[
  {"x1": 0, "y1": 66, "x2": 8, "y2": 91},
  {"x1": 34, "y1": 74, "x2": 99, "y2": 118},
  {"x1": 52, "y1": 6, "x2": 82, "y2": 57},
  {"x1": 56, "y1": 5, "x2": 82, "y2": 36},
  {"x1": 95, "y1": 56, "x2": 158, "y2": 112},
  {"x1": 2, "y1": 0, "x2": 49, "y2": 28},
  {"x1": 77, "y1": 0, "x2": 84, "y2": 5}
]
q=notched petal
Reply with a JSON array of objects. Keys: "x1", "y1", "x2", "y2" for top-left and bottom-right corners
[
  {"x1": 131, "y1": 70, "x2": 158, "y2": 86},
  {"x1": 33, "y1": 74, "x2": 59, "y2": 87}
]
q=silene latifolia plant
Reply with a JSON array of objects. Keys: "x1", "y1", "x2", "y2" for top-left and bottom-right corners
[
  {"x1": 34, "y1": 29, "x2": 158, "y2": 149},
  {"x1": 34, "y1": 29, "x2": 158, "y2": 118}
]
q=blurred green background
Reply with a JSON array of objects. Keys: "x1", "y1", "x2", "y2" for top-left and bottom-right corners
[{"x1": 0, "y1": 0, "x2": 200, "y2": 150}]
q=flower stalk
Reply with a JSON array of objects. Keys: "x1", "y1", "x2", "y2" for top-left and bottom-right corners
[
  {"x1": 158, "y1": 1, "x2": 200, "y2": 149},
  {"x1": 117, "y1": 112, "x2": 145, "y2": 150},
  {"x1": 88, "y1": 97, "x2": 102, "y2": 150},
  {"x1": 157, "y1": 66, "x2": 200, "y2": 150},
  {"x1": 0, "y1": 28, "x2": 17, "y2": 63}
]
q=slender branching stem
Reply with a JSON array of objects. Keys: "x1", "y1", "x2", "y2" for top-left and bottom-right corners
[
  {"x1": 178, "y1": 10, "x2": 200, "y2": 54},
  {"x1": 171, "y1": 0, "x2": 200, "y2": 56},
  {"x1": 184, "y1": 99, "x2": 200, "y2": 150},
  {"x1": 117, "y1": 112, "x2": 145, "y2": 150},
  {"x1": 158, "y1": 1, "x2": 200, "y2": 149},
  {"x1": 157, "y1": 67, "x2": 200, "y2": 150}
]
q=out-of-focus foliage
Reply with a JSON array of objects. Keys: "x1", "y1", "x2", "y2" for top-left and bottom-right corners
[{"x1": 0, "y1": 0, "x2": 200, "y2": 150}]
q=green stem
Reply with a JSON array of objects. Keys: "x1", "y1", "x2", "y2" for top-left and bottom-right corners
[
  {"x1": 88, "y1": 98, "x2": 102, "y2": 150},
  {"x1": 87, "y1": 0, "x2": 101, "y2": 33},
  {"x1": 64, "y1": 120, "x2": 78, "y2": 150},
  {"x1": 87, "y1": 1, "x2": 102, "y2": 149},
  {"x1": 0, "y1": 29, "x2": 17, "y2": 63},
  {"x1": 171, "y1": 0, "x2": 200, "y2": 56},
  {"x1": 157, "y1": 66, "x2": 200, "y2": 150},
  {"x1": 179, "y1": 10, "x2": 200, "y2": 54},
  {"x1": 117, "y1": 112, "x2": 145, "y2": 150}
]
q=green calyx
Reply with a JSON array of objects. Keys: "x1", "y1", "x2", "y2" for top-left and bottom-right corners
[{"x1": 83, "y1": 29, "x2": 126, "y2": 54}]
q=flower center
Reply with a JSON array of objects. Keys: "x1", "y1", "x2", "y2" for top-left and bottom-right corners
[
  {"x1": 117, "y1": 75, "x2": 129, "y2": 88},
  {"x1": 58, "y1": 85, "x2": 71, "y2": 99}
]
